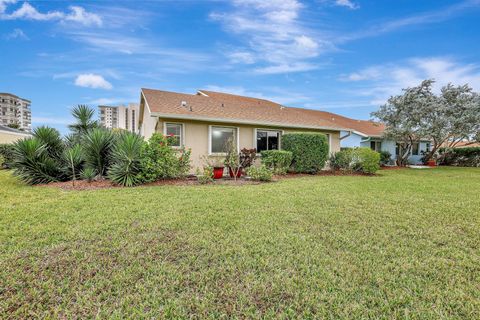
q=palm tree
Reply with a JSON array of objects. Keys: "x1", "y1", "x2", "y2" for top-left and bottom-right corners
[{"x1": 69, "y1": 105, "x2": 99, "y2": 136}]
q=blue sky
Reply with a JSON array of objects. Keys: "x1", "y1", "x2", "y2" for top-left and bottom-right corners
[{"x1": 1, "y1": 0, "x2": 480, "y2": 133}]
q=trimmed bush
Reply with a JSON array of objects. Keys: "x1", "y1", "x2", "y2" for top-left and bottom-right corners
[
  {"x1": 0, "y1": 144, "x2": 15, "y2": 168},
  {"x1": 379, "y1": 150, "x2": 392, "y2": 166},
  {"x1": 354, "y1": 148, "x2": 380, "y2": 174},
  {"x1": 245, "y1": 165, "x2": 273, "y2": 182},
  {"x1": 330, "y1": 147, "x2": 380, "y2": 174},
  {"x1": 282, "y1": 133, "x2": 329, "y2": 173},
  {"x1": 260, "y1": 150, "x2": 292, "y2": 174},
  {"x1": 438, "y1": 147, "x2": 480, "y2": 167}
]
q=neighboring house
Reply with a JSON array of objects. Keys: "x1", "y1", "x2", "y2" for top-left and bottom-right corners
[
  {"x1": 98, "y1": 103, "x2": 139, "y2": 133},
  {"x1": 138, "y1": 89, "x2": 350, "y2": 170},
  {"x1": 323, "y1": 113, "x2": 431, "y2": 164},
  {"x1": 0, "y1": 93, "x2": 32, "y2": 132},
  {"x1": 0, "y1": 124, "x2": 32, "y2": 144}
]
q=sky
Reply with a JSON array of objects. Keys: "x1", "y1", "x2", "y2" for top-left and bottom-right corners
[{"x1": 1, "y1": 0, "x2": 480, "y2": 134}]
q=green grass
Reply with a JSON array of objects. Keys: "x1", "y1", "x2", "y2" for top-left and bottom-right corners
[{"x1": 1, "y1": 167, "x2": 479, "y2": 319}]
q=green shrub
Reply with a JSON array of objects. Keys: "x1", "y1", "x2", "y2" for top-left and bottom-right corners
[
  {"x1": 11, "y1": 138, "x2": 63, "y2": 185},
  {"x1": 245, "y1": 165, "x2": 273, "y2": 182},
  {"x1": 329, "y1": 148, "x2": 354, "y2": 171},
  {"x1": 108, "y1": 132, "x2": 145, "y2": 187},
  {"x1": 80, "y1": 167, "x2": 97, "y2": 182},
  {"x1": 0, "y1": 144, "x2": 15, "y2": 168},
  {"x1": 83, "y1": 128, "x2": 115, "y2": 177},
  {"x1": 438, "y1": 147, "x2": 480, "y2": 167},
  {"x1": 282, "y1": 133, "x2": 329, "y2": 173},
  {"x1": 63, "y1": 144, "x2": 84, "y2": 182},
  {"x1": 138, "y1": 133, "x2": 191, "y2": 183},
  {"x1": 197, "y1": 166, "x2": 214, "y2": 184},
  {"x1": 0, "y1": 155, "x2": 5, "y2": 169},
  {"x1": 379, "y1": 150, "x2": 392, "y2": 166},
  {"x1": 33, "y1": 126, "x2": 64, "y2": 160},
  {"x1": 330, "y1": 148, "x2": 380, "y2": 174},
  {"x1": 260, "y1": 150, "x2": 292, "y2": 174},
  {"x1": 354, "y1": 148, "x2": 380, "y2": 174}
]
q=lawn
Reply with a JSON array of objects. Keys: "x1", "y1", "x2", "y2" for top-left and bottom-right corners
[{"x1": 0, "y1": 167, "x2": 479, "y2": 319}]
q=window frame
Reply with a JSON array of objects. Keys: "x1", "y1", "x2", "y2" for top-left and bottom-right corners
[
  {"x1": 254, "y1": 128, "x2": 283, "y2": 154},
  {"x1": 411, "y1": 142, "x2": 420, "y2": 156},
  {"x1": 370, "y1": 140, "x2": 382, "y2": 152},
  {"x1": 163, "y1": 122, "x2": 185, "y2": 148},
  {"x1": 208, "y1": 125, "x2": 240, "y2": 155}
]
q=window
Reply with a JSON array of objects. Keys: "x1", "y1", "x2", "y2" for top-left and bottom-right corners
[
  {"x1": 165, "y1": 123, "x2": 183, "y2": 147},
  {"x1": 370, "y1": 141, "x2": 382, "y2": 152},
  {"x1": 425, "y1": 142, "x2": 430, "y2": 152},
  {"x1": 210, "y1": 126, "x2": 237, "y2": 154},
  {"x1": 412, "y1": 143, "x2": 419, "y2": 155},
  {"x1": 256, "y1": 130, "x2": 281, "y2": 152}
]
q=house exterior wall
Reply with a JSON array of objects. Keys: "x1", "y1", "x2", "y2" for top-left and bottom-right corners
[
  {"x1": 0, "y1": 131, "x2": 31, "y2": 144},
  {"x1": 155, "y1": 118, "x2": 341, "y2": 171},
  {"x1": 340, "y1": 131, "x2": 364, "y2": 148}
]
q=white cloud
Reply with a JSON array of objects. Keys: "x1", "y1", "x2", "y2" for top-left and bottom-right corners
[
  {"x1": 63, "y1": 6, "x2": 102, "y2": 27},
  {"x1": 342, "y1": 57, "x2": 480, "y2": 106},
  {"x1": 334, "y1": 0, "x2": 359, "y2": 10},
  {"x1": 74, "y1": 74, "x2": 112, "y2": 90},
  {"x1": 0, "y1": 2, "x2": 102, "y2": 26},
  {"x1": 4, "y1": 28, "x2": 28, "y2": 40},
  {"x1": 211, "y1": 0, "x2": 330, "y2": 74}
]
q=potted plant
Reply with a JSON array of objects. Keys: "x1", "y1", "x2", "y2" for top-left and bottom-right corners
[{"x1": 202, "y1": 156, "x2": 224, "y2": 179}]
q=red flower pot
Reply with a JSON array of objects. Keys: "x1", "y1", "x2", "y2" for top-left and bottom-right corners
[
  {"x1": 228, "y1": 167, "x2": 242, "y2": 178},
  {"x1": 213, "y1": 167, "x2": 224, "y2": 179},
  {"x1": 427, "y1": 159, "x2": 436, "y2": 167}
]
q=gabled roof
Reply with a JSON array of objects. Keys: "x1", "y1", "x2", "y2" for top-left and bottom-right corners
[
  {"x1": 312, "y1": 111, "x2": 385, "y2": 137},
  {"x1": 141, "y1": 88, "x2": 355, "y2": 131}
]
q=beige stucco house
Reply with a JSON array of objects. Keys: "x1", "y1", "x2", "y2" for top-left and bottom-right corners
[
  {"x1": 0, "y1": 124, "x2": 31, "y2": 144},
  {"x1": 138, "y1": 88, "x2": 350, "y2": 170}
]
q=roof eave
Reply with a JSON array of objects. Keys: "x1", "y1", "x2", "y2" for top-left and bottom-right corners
[{"x1": 150, "y1": 112, "x2": 348, "y2": 132}]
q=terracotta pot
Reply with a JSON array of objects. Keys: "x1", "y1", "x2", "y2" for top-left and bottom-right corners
[
  {"x1": 213, "y1": 167, "x2": 224, "y2": 179},
  {"x1": 228, "y1": 167, "x2": 242, "y2": 178},
  {"x1": 427, "y1": 159, "x2": 436, "y2": 167}
]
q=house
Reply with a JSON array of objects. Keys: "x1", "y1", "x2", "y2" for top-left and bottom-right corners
[
  {"x1": 322, "y1": 113, "x2": 431, "y2": 164},
  {"x1": 138, "y1": 89, "x2": 351, "y2": 170},
  {"x1": 0, "y1": 124, "x2": 31, "y2": 144}
]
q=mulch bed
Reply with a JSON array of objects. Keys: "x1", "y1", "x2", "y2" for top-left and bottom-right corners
[{"x1": 37, "y1": 169, "x2": 383, "y2": 191}]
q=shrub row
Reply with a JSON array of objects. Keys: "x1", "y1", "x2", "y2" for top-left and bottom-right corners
[
  {"x1": 438, "y1": 147, "x2": 480, "y2": 167},
  {"x1": 329, "y1": 148, "x2": 380, "y2": 174}
]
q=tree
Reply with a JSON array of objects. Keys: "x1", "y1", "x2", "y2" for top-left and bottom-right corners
[
  {"x1": 372, "y1": 80, "x2": 436, "y2": 166},
  {"x1": 7, "y1": 123, "x2": 20, "y2": 130},
  {"x1": 372, "y1": 80, "x2": 480, "y2": 165},
  {"x1": 68, "y1": 105, "x2": 99, "y2": 137}
]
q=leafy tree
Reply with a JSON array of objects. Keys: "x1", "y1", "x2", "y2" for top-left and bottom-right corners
[
  {"x1": 7, "y1": 123, "x2": 20, "y2": 130},
  {"x1": 372, "y1": 80, "x2": 480, "y2": 165}
]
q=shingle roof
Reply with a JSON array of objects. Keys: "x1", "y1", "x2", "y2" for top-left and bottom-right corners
[{"x1": 141, "y1": 88, "x2": 385, "y2": 135}]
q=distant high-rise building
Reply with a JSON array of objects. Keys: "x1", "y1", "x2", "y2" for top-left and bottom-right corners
[
  {"x1": 98, "y1": 103, "x2": 139, "y2": 133},
  {"x1": 0, "y1": 93, "x2": 31, "y2": 132}
]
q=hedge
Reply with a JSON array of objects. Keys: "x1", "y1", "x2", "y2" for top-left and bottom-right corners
[
  {"x1": 438, "y1": 147, "x2": 480, "y2": 167},
  {"x1": 260, "y1": 150, "x2": 292, "y2": 174},
  {"x1": 282, "y1": 133, "x2": 329, "y2": 173}
]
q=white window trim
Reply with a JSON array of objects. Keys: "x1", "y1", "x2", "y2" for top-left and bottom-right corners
[
  {"x1": 163, "y1": 121, "x2": 185, "y2": 148},
  {"x1": 208, "y1": 125, "x2": 240, "y2": 155},
  {"x1": 253, "y1": 128, "x2": 283, "y2": 154}
]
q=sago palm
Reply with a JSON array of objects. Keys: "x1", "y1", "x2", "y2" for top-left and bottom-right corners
[
  {"x1": 83, "y1": 128, "x2": 115, "y2": 177},
  {"x1": 108, "y1": 132, "x2": 145, "y2": 186}
]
